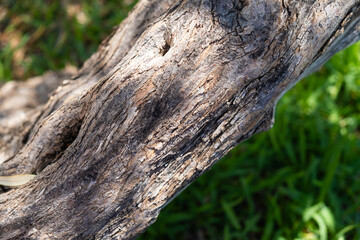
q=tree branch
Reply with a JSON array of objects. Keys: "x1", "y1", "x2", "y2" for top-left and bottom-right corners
[{"x1": 0, "y1": 0, "x2": 359, "y2": 239}]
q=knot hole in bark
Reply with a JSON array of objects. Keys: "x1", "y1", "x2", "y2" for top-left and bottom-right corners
[
  {"x1": 160, "y1": 30, "x2": 172, "y2": 56},
  {"x1": 161, "y1": 42, "x2": 171, "y2": 56},
  {"x1": 34, "y1": 119, "x2": 83, "y2": 173}
]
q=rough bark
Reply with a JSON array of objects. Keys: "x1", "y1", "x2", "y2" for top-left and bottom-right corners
[
  {"x1": 0, "y1": 0, "x2": 360, "y2": 239},
  {"x1": 0, "y1": 68, "x2": 77, "y2": 163}
]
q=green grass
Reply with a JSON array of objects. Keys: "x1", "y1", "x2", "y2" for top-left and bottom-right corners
[
  {"x1": 1, "y1": 2, "x2": 360, "y2": 239},
  {"x1": 0, "y1": 0, "x2": 136, "y2": 81}
]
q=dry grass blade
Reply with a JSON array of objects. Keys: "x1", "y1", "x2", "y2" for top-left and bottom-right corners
[{"x1": 0, "y1": 174, "x2": 36, "y2": 187}]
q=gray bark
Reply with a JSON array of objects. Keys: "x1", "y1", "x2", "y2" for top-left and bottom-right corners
[{"x1": 0, "y1": 0, "x2": 359, "y2": 239}]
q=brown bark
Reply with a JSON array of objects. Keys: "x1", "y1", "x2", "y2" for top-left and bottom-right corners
[
  {"x1": 0, "y1": 0, "x2": 360, "y2": 239},
  {"x1": 0, "y1": 68, "x2": 77, "y2": 164}
]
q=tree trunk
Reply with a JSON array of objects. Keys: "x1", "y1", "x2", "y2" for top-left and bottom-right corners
[{"x1": 0, "y1": 0, "x2": 359, "y2": 239}]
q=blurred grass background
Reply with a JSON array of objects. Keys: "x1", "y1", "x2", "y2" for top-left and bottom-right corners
[
  {"x1": 1, "y1": 1, "x2": 359, "y2": 239},
  {"x1": 0, "y1": 0, "x2": 135, "y2": 80}
]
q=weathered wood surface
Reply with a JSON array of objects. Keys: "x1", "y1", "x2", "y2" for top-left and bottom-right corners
[
  {"x1": 0, "y1": 0, "x2": 359, "y2": 239},
  {"x1": 0, "y1": 68, "x2": 77, "y2": 164}
]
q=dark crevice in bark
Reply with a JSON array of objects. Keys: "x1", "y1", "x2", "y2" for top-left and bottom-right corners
[
  {"x1": 177, "y1": 104, "x2": 230, "y2": 155},
  {"x1": 21, "y1": 129, "x2": 32, "y2": 145},
  {"x1": 34, "y1": 118, "x2": 84, "y2": 173},
  {"x1": 160, "y1": 42, "x2": 171, "y2": 56},
  {"x1": 0, "y1": 185, "x2": 10, "y2": 194},
  {"x1": 297, "y1": 4, "x2": 360, "y2": 81},
  {"x1": 315, "y1": 3, "x2": 360, "y2": 60}
]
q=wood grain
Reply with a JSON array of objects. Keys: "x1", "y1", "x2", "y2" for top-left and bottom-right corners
[{"x1": 0, "y1": 0, "x2": 359, "y2": 239}]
